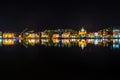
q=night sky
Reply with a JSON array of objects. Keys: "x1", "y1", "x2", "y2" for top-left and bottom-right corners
[{"x1": 0, "y1": 0, "x2": 120, "y2": 32}]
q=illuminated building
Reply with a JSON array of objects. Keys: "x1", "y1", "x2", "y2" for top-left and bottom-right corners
[
  {"x1": 0, "y1": 32, "x2": 2, "y2": 38},
  {"x1": 26, "y1": 33, "x2": 40, "y2": 38},
  {"x1": 21, "y1": 31, "x2": 40, "y2": 39},
  {"x1": 41, "y1": 32, "x2": 49, "y2": 38},
  {"x1": 94, "y1": 32, "x2": 99, "y2": 38},
  {"x1": 19, "y1": 38, "x2": 22, "y2": 43},
  {"x1": 78, "y1": 27, "x2": 87, "y2": 37},
  {"x1": 52, "y1": 34, "x2": 60, "y2": 38},
  {"x1": 3, "y1": 39, "x2": 15, "y2": 45},
  {"x1": 98, "y1": 30, "x2": 103, "y2": 37},
  {"x1": 61, "y1": 32, "x2": 70, "y2": 38},
  {"x1": 113, "y1": 29, "x2": 120, "y2": 38},
  {"x1": 3, "y1": 33, "x2": 15, "y2": 38},
  {"x1": 87, "y1": 33, "x2": 94, "y2": 38},
  {"x1": 102, "y1": 29, "x2": 108, "y2": 37},
  {"x1": 97, "y1": 28, "x2": 113, "y2": 38},
  {"x1": 70, "y1": 34, "x2": 78, "y2": 38}
]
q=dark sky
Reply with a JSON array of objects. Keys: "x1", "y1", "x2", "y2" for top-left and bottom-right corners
[{"x1": 0, "y1": 0, "x2": 120, "y2": 32}]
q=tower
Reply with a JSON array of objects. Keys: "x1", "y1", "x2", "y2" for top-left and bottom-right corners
[{"x1": 78, "y1": 27, "x2": 87, "y2": 38}]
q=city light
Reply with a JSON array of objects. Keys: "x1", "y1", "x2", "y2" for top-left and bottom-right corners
[
  {"x1": 3, "y1": 33, "x2": 15, "y2": 38},
  {"x1": 0, "y1": 39, "x2": 2, "y2": 46},
  {"x1": 3, "y1": 39, "x2": 15, "y2": 45},
  {"x1": 0, "y1": 27, "x2": 119, "y2": 49}
]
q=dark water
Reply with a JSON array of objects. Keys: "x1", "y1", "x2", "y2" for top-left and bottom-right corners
[{"x1": 0, "y1": 39, "x2": 120, "y2": 79}]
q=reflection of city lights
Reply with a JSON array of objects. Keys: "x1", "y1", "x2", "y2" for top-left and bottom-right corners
[
  {"x1": 31, "y1": 39, "x2": 35, "y2": 43},
  {"x1": 81, "y1": 45, "x2": 85, "y2": 50},
  {"x1": 3, "y1": 39, "x2": 15, "y2": 45},
  {"x1": 62, "y1": 39, "x2": 70, "y2": 44},
  {"x1": 88, "y1": 39, "x2": 94, "y2": 43},
  {"x1": 41, "y1": 39, "x2": 49, "y2": 42},
  {"x1": 0, "y1": 38, "x2": 119, "y2": 49},
  {"x1": 94, "y1": 39, "x2": 98, "y2": 45},
  {"x1": 14, "y1": 38, "x2": 17, "y2": 41},
  {"x1": 41, "y1": 39, "x2": 49, "y2": 45},
  {"x1": 26, "y1": 42, "x2": 28, "y2": 44},
  {"x1": 113, "y1": 44, "x2": 119, "y2": 48},
  {"x1": 0, "y1": 39, "x2": 2, "y2": 43},
  {"x1": 9, "y1": 39, "x2": 12, "y2": 43},
  {"x1": 0, "y1": 39, "x2": 2, "y2": 46},
  {"x1": 71, "y1": 39, "x2": 76, "y2": 42},
  {"x1": 78, "y1": 39, "x2": 87, "y2": 49},
  {"x1": 52, "y1": 39, "x2": 60, "y2": 43},
  {"x1": 113, "y1": 39, "x2": 119, "y2": 44},
  {"x1": 26, "y1": 39, "x2": 40, "y2": 46},
  {"x1": 119, "y1": 39, "x2": 120, "y2": 44},
  {"x1": 0, "y1": 36, "x2": 2, "y2": 38},
  {"x1": 19, "y1": 39, "x2": 21, "y2": 43}
]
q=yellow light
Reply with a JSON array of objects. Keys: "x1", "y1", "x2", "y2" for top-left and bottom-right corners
[
  {"x1": 3, "y1": 33, "x2": 15, "y2": 38},
  {"x1": 52, "y1": 39, "x2": 59, "y2": 43},
  {"x1": 3, "y1": 39, "x2": 14, "y2": 45},
  {"x1": 78, "y1": 39, "x2": 87, "y2": 47}
]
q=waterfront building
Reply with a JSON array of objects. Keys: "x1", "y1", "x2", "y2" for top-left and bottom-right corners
[
  {"x1": 52, "y1": 34, "x2": 60, "y2": 39},
  {"x1": 113, "y1": 28, "x2": 120, "y2": 38},
  {"x1": 70, "y1": 34, "x2": 78, "y2": 38},
  {"x1": 61, "y1": 32, "x2": 71, "y2": 38},
  {"x1": 78, "y1": 27, "x2": 87, "y2": 38},
  {"x1": 87, "y1": 32, "x2": 94, "y2": 38},
  {"x1": 98, "y1": 30, "x2": 103, "y2": 37},
  {"x1": 3, "y1": 33, "x2": 15, "y2": 38},
  {"x1": 0, "y1": 32, "x2": 2, "y2": 38},
  {"x1": 26, "y1": 33, "x2": 40, "y2": 38},
  {"x1": 94, "y1": 32, "x2": 99, "y2": 38},
  {"x1": 41, "y1": 32, "x2": 49, "y2": 38}
]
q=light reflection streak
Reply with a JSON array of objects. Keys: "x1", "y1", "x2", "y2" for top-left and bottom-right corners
[
  {"x1": 3, "y1": 39, "x2": 15, "y2": 45},
  {"x1": 0, "y1": 38, "x2": 120, "y2": 49}
]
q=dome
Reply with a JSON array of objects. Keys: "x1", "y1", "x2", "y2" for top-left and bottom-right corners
[{"x1": 81, "y1": 27, "x2": 85, "y2": 32}]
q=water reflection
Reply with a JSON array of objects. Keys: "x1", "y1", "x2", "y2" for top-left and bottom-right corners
[
  {"x1": 0, "y1": 39, "x2": 2, "y2": 46},
  {"x1": 26, "y1": 38, "x2": 40, "y2": 46},
  {"x1": 112, "y1": 39, "x2": 120, "y2": 49},
  {"x1": 0, "y1": 38, "x2": 120, "y2": 49},
  {"x1": 2, "y1": 39, "x2": 16, "y2": 45},
  {"x1": 41, "y1": 39, "x2": 120, "y2": 49}
]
